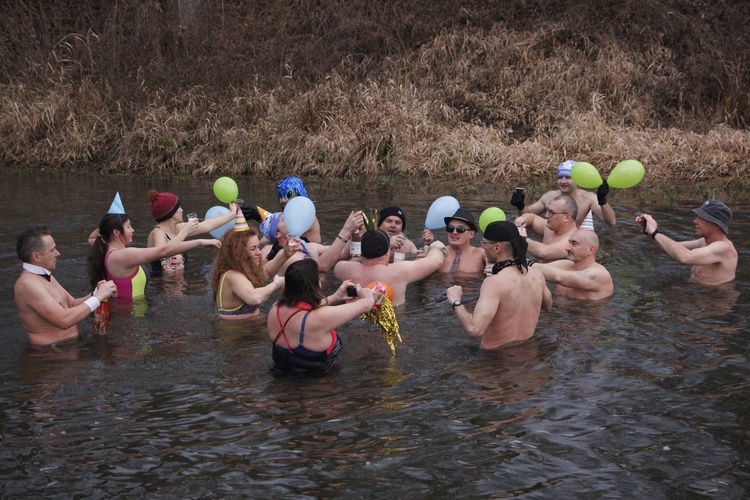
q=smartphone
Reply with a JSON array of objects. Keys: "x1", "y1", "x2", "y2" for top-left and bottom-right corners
[
  {"x1": 346, "y1": 286, "x2": 358, "y2": 297},
  {"x1": 515, "y1": 187, "x2": 524, "y2": 194},
  {"x1": 635, "y1": 211, "x2": 646, "y2": 231}
]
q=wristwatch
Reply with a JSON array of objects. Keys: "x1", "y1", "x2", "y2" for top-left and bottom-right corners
[{"x1": 452, "y1": 300, "x2": 462, "y2": 310}]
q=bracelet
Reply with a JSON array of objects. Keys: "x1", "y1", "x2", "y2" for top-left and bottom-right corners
[
  {"x1": 337, "y1": 235, "x2": 350, "y2": 244},
  {"x1": 650, "y1": 228, "x2": 662, "y2": 240},
  {"x1": 84, "y1": 296, "x2": 101, "y2": 313}
]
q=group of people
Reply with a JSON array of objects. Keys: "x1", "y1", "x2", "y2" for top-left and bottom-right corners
[{"x1": 14, "y1": 168, "x2": 738, "y2": 374}]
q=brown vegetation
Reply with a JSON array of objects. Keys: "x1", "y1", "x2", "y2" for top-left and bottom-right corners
[{"x1": 0, "y1": 0, "x2": 748, "y2": 181}]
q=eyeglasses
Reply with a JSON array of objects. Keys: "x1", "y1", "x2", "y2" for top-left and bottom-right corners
[
  {"x1": 545, "y1": 209, "x2": 569, "y2": 217},
  {"x1": 446, "y1": 225, "x2": 469, "y2": 234},
  {"x1": 480, "y1": 239, "x2": 495, "y2": 246}
]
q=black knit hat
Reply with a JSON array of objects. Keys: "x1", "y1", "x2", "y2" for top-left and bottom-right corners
[{"x1": 378, "y1": 206, "x2": 406, "y2": 231}]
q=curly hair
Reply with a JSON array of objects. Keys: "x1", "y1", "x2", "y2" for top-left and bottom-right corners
[
  {"x1": 278, "y1": 259, "x2": 324, "y2": 309},
  {"x1": 87, "y1": 213, "x2": 128, "y2": 289},
  {"x1": 211, "y1": 227, "x2": 264, "y2": 300}
]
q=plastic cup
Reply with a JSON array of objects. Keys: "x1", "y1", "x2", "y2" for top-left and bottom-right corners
[
  {"x1": 286, "y1": 234, "x2": 298, "y2": 251},
  {"x1": 187, "y1": 213, "x2": 198, "y2": 222},
  {"x1": 393, "y1": 252, "x2": 406, "y2": 262}
]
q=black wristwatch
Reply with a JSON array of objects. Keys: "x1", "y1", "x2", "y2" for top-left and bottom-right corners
[{"x1": 452, "y1": 300, "x2": 462, "y2": 310}]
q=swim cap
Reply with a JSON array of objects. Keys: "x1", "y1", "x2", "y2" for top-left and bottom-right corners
[{"x1": 362, "y1": 230, "x2": 391, "y2": 259}]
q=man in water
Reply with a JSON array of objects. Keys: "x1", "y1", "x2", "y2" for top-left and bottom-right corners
[
  {"x1": 447, "y1": 221, "x2": 552, "y2": 349},
  {"x1": 334, "y1": 229, "x2": 447, "y2": 306},
  {"x1": 514, "y1": 195, "x2": 579, "y2": 262},
  {"x1": 421, "y1": 207, "x2": 486, "y2": 273},
  {"x1": 377, "y1": 206, "x2": 420, "y2": 260},
  {"x1": 511, "y1": 160, "x2": 616, "y2": 228},
  {"x1": 637, "y1": 200, "x2": 737, "y2": 285},
  {"x1": 533, "y1": 229, "x2": 614, "y2": 300},
  {"x1": 14, "y1": 226, "x2": 117, "y2": 346}
]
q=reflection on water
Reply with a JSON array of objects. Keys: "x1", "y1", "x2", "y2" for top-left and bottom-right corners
[{"x1": 1, "y1": 172, "x2": 749, "y2": 496}]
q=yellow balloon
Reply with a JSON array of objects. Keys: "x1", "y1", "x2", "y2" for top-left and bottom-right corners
[
  {"x1": 570, "y1": 162, "x2": 603, "y2": 189},
  {"x1": 608, "y1": 160, "x2": 645, "y2": 189}
]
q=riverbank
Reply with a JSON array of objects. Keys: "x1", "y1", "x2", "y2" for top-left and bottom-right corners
[{"x1": 1, "y1": 1, "x2": 748, "y2": 181}]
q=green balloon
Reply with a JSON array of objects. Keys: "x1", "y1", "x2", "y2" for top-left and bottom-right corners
[
  {"x1": 479, "y1": 207, "x2": 506, "y2": 232},
  {"x1": 570, "y1": 162, "x2": 603, "y2": 189},
  {"x1": 608, "y1": 160, "x2": 645, "y2": 189},
  {"x1": 213, "y1": 177, "x2": 239, "y2": 204}
]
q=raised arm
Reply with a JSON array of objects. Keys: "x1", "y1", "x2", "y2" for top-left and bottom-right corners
[
  {"x1": 400, "y1": 241, "x2": 447, "y2": 282},
  {"x1": 231, "y1": 273, "x2": 285, "y2": 307},
  {"x1": 317, "y1": 211, "x2": 363, "y2": 272},
  {"x1": 639, "y1": 214, "x2": 725, "y2": 265},
  {"x1": 182, "y1": 203, "x2": 238, "y2": 236}
]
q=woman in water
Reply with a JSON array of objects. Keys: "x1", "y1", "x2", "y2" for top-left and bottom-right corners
[
  {"x1": 88, "y1": 213, "x2": 220, "y2": 300},
  {"x1": 267, "y1": 258, "x2": 375, "y2": 374},
  {"x1": 211, "y1": 213, "x2": 292, "y2": 320},
  {"x1": 146, "y1": 189, "x2": 237, "y2": 276}
]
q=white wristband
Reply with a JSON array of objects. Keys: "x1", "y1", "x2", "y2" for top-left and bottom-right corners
[{"x1": 84, "y1": 296, "x2": 101, "y2": 313}]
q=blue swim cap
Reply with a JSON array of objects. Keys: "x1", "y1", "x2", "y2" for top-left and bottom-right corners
[{"x1": 277, "y1": 176, "x2": 308, "y2": 202}]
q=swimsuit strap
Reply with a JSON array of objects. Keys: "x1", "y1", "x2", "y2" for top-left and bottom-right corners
[
  {"x1": 299, "y1": 313, "x2": 310, "y2": 345},
  {"x1": 273, "y1": 307, "x2": 307, "y2": 353},
  {"x1": 218, "y1": 272, "x2": 229, "y2": 309}
]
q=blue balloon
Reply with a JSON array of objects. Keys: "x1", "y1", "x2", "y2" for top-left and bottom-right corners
[
  {"x1": 205, "y1": 206, "x2": 233, "y2": 239},
  {"x1": 283, "y1": 196, "x2": 316, "y2": 236},
  {"x1": 425, "y1": 196, "x2": 460, "y2": 229}
]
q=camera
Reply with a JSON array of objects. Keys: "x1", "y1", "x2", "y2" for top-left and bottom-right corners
[{"x1": 346, "y1": 285, "x2": 358, "y2": 297}]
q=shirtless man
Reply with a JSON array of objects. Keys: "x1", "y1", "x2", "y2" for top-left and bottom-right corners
[
  {"x1": 514, "y1": 195, "x2": 579, "y2": 262},
  {"x1": 511, "y1": 160, "x2": 616, "y2": 228},
  {"x1": 334, "y1": 229, "x2": 447, "y2": 307},
  {"x1": 261, "y1": 211, "x2": 362, "y2": 274},
  {"x1": 421, "y1": 207, "x2": 485, "y2": 273},
  {"x1": 534, "y1": 230, "x2": 614, "y2": 300},
  {"x1": 637, "y1": 200, "x2": 737, "y2": 286},
  {"x1": 446, "y1": 221, "x2": 552, "y2": 349},
  {"x1": 377, "y1": 206, "x2": 420, "y2": 260},
  {"x1": 14, "y1": 226, "x2": 118, "y2": 346}
]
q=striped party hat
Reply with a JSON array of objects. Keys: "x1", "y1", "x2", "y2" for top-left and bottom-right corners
[
  {"x1": 580, "y1": 210, "x2": 595, "y2": 231},
  {"x1": 234, "y1": 210, "x2": 249, "y2": 232}
]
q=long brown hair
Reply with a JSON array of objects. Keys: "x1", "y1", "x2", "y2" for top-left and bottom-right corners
[
  {"x1": 87, "y1": 213, "x2": 128, "y2": 289},
  {"x1": 278, "y1": 259, "x2": 324, "y2": 309},
  {"x1": 211, "y1": 226, "x2": 264, "y2": 299}
]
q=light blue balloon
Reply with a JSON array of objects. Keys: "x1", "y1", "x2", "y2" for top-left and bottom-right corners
[
  {"x1": 424, "y1": 196, "x2": 460, "y2": 229},
  {"x1": 283, "y1": 196, "x2": 316, "y2": 236},
  {"x1": 205, "y1": 206, "x2": 233, "y2": 239}
]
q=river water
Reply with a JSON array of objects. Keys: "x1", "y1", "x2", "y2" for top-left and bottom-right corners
[{"x1": 1, "y1": 171, "x2": 748, "y2": 497}]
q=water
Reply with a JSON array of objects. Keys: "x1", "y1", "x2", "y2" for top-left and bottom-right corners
[{"x1": 1, "y1": 171, "x2": 749, "y2": 497}]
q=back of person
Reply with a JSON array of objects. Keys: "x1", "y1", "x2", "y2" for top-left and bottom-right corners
[{"x1": 483, "y1": 266, "x2": 547, "y2": 349}]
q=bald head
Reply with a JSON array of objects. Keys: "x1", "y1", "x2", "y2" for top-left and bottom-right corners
[{"x1": 571, "y1": 229, "x2": 599, "y2": 252}]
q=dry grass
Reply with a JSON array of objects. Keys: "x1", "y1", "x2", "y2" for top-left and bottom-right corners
[{"x1": 0, "y1": 1, "x2": 748, "y2": 181}]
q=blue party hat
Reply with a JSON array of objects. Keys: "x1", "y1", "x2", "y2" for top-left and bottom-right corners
[{"x1": 108, "y1": 192, "x2": 126, "y2": 214}]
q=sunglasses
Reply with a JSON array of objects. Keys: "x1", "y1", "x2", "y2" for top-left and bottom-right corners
[
  {"x1": 446, "y1": 225, "x2": 469, "y2": 234},
  {"x1": 282, "y1": 190, "x2": 298, "y2": 200}
]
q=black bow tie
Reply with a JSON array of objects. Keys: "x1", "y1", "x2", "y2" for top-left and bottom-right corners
[{"x1": 37, "y1": 273, "x2": 51, "y2": 281}]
